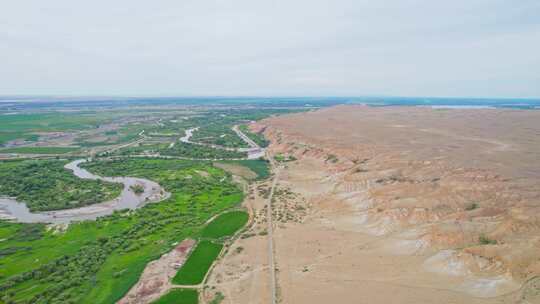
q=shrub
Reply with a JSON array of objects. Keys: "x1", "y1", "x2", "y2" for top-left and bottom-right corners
[
  {"x1": 465, "y1": 203, "x2": 478, "y2": 211},
  {"x1": 479, "y1": 235, "x2": 497, "y2": 245}
]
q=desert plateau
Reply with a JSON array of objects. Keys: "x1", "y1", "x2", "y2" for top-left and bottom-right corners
[{"x1": 207, "y1": 105, "x2": 540, "y2": 304}]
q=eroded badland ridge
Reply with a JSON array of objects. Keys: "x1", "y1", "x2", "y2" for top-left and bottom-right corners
[{"x1": 252, "y1": 105, "x2": 540, "y2": 303}]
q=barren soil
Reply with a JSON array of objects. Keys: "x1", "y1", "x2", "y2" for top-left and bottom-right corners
[
  {"x1": 232, "y1": 105, "x2": 540, "y2": 304},
  {"x1": 203, "y1": 180, "x2": 274, "y2": 304},
  {"x1": 119, "y1": 239, "x2": 196, "y2": 304}
]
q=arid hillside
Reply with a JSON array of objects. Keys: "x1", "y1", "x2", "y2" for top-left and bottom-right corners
[{"x1": 252, "y1": 105, "x2": 540, "y2": 303}]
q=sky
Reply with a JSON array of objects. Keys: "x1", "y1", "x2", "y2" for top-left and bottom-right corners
[{"x1": 1, "y1": 0, "x2": 539, "y2": 98}]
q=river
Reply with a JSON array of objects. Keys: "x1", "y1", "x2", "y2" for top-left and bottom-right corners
[{"x1": 0, "y1": 159, "x2": 168, "y2": 224}]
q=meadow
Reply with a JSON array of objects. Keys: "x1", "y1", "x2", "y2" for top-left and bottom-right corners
[
  {"x1": 170, "y1": 210, "x2": 248, "y2": 284},
  {"x1": 0, "y1": 111, "x2": 117, "y2": 146},
  {"x1": 217, "y1": 159, "x2": 270, "y2": 180},
  {"x1": 0, "y1": 146, "x2": 80, "y2": 154},
  {"x1": 201, "y1": 211, "x2": 249, "y2": 239},
  {"x1": 153, "y1": 209, "x2": 248, "y2": 303},
  {"x1": 75, "y1": 123, "x2": 150, "y2": 147},
  {"x1": 171, "y1": 240, "x2": 223, "y2": 285}
]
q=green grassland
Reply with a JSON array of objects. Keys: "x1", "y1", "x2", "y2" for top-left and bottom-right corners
[
  {"x1": 75, "y1": 123, "x2": 149, "y2": 147},
  {"x1": 0, "y1": 146, "x2": 80, "y2": 154},
  {"x1": 275, "y1": 154, "x2": 297, "y2": 163},
  {"x1": 0, "y1": 110, "x2": 158, "y2": 148},
  {"x1": 0, "y1": 132, "x2": 39, "y2": 146},
  {"x1": 0, "y1": 112, "x2": 102, "y2": 133},
  {"x1": 0, "y1": 159, "x2": 122, "y2": 211},
  {"x1": 201, "y1": 211, "x2": 249, "y2": 239},
  {"x1": 171, "y1": 210, "x2": 248, "y2": 286},
  {"x1": 171, "y1": 240, "x2": 222, "y2": 285},
  {"x1": 152, "y1": 289, "x2": 198, "y2": 304},
  {"x1": 217, "y1": 159, "x2": 270, "y2": 180},
  {"x1": 0, "y1": 158, "x2": 243, "y2": 304},
  {"x1": 0, "y1": 112, "x2": 117, "y2": 146},
  {"x1": 0, "y1": 108, "x2": 290, "y2": 149}
]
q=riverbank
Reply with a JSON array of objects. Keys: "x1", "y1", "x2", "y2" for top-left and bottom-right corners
[{"x1": 0, "y1": 159, "x2": 168, "y2": 223}]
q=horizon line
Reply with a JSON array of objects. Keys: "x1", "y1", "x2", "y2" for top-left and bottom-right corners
[{"x1": 0, "y1": 94, "x2": 539, "y2": 101}]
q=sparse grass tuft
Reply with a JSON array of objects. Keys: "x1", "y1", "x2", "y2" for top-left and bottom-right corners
[
  {"x1": 465, "y1": 202, "x2": 478, "y2": 211},
  {"x1": 209, "y1": 292, "x2": 225, "y2": 304},
  {"x1": 479, "y1": 235, "x2": 497, "y2": 245}
]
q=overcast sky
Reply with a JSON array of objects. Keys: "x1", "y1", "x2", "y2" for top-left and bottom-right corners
[{"x1": 1, "y1": 0, "x2": 539, "y2": 98}]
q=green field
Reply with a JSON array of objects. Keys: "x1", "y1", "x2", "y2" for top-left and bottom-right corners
[
  {"x1": 218, "y1": 159, "x2": 270, "y2": 180},
  {"x1": 0, "y1": 131, "x2": 39, "y2": 146},
  {"x1": 171, "y1": 210, "x2": 248, "y2": 285},
  {"x1": 0, "y1": 158, "x2": 243, "y2": 304},
  {"x1": 75, "y1": 123, "x2": 149, "y2": 147},
  {"x1": 153, "y1": 289, "x2": 198, "y2": 304},
  {"x1": 0, "y1": 110, "x2": 155, "y2": 148},
  {"x1": 0, "y1": 112, "x2": 114, "y2": 146},
  {"x1": 171, "y1": 240, "x2": 223, "y2": 285},
  {"x1": 201, "y1": 211, "x2": 249, "y2": 239},
  {"x1": 0, "y1": 146, "x2": 80, "y2": 154},
  {"x1": 0, "y1": 159, "x2": 122, "y2": 211}
]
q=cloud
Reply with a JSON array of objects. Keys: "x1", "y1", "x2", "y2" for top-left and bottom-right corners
[{"x1": 1, "y1": 0, "x2": 539, "y2": 97}]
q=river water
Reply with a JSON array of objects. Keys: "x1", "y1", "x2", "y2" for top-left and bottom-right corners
[{"x1": 0, "y1": 159, "x2": 168, "y2": 224}]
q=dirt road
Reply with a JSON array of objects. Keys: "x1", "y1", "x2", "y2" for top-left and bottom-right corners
[
  {"x1": 266, "y1": 153, "x2": 280, "y2": 304},
  {"x1": 232, "y1": 125, "x2": 259, "y2": 149}
]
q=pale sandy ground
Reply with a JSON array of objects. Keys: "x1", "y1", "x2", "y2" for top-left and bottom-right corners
[
  {"x1": 216, "y1": 105, "x2": 540, "y2": 304},
  {"x1": 272, "y1": 160, "x2": 524, "y2": 304},
  {"x1": 203, "y1": 179, "x2": 273, "y2": 304},
  {"x1": 119, "y1": 239, "x2": 196, "y2": 304}
]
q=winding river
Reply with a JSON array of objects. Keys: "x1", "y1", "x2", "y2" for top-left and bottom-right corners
[
  {"x1": 179, "y1": 126, "x2": 265, "y2": 159},
  {"x1": 0, "y1": 159, "x2": 169, "y2": 224}
]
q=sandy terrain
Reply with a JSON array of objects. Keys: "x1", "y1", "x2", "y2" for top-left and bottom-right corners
[
  {"x1": 203, "y1": 179, "x2": 274, "y2": 304},
  {"x1": 119, "y1": 239, "x2": 196, "y2": 304},
  {"x1": 231, "y1": 105, "x2": 540, "y2": 304}
]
